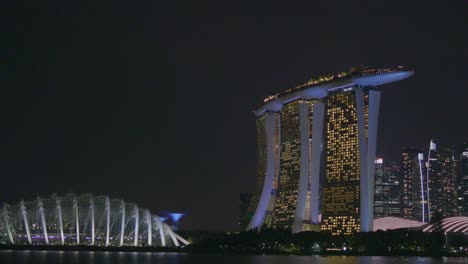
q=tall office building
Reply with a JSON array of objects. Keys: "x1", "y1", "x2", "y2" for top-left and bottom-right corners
[
  {"x1": 440, "y1": 149, "x2": 459, "y2": 217},
  {"x1": 246, "y1": 66, "x2": 414, "y2": 234},
  {"x1": 460, "y1": 142, "x2": 468, "y2": 216},
  {"x1": 374, "y1": 158, "x2": 400, "y2": 218},
  {"x1": 426, "y1": 141, "x2": 459, "y2": 221},
  {"x1": 426, "y1": 140, "x2": 442, "y2": 221},
  {"x1": 401, "y1": 148, "x2": 428, "y2": 222}
]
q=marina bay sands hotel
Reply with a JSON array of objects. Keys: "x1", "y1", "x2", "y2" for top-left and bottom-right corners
[{"x1": 245, "y1": 66, "x2": 414, "y2": 235}]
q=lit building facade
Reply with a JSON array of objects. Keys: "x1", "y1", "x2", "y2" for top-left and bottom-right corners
[
  {"x1": 426, "y1": 140, "x2": 442, "y2": 220},
  {"x1": 246, "y1": 66, "x2": 414, "y2": 234},
  {"x1": 401, "y1": 148, "x2": 428, "y2": 222},
  {"x1": 460, "y1": 142, "x2": 468, "y2": 216},
  {"x1": 321, "y1": 87, "x2": 375, "y2": 235},
  {"x1": 374, "y1": 158, "x2": 401, "y2": 218},
  {"x1": 426, "y1": 141, "x2": 459, "y2": 220},
  {"x1": 440, "y1": 149, "x2": 459, "y2": 218}
]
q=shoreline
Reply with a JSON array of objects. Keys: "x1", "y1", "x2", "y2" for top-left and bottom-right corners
[
  {"x1": 0, "y1": 245, "x2": 466, "y2": 258},
  {"x1": 0, "y1": 245, "x2": 184, "y2": 253}
]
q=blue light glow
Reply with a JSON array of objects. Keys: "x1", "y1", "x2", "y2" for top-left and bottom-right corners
[{"x1": 169, "y1": 213, "x2": 184, "y2": 222}]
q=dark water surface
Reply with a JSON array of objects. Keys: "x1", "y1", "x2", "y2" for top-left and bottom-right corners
[{"x1": 0, "y1": 251, "x2": 466, "y2": 264}]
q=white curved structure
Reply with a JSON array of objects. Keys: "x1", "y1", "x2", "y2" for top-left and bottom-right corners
[
  {"x1": 373, "y1": 217, "x2": 425, "y2": 231},
  {"x1": 0, "y1": 193, "x2": 189, "y2": 247},
  {"x1": 423, "y1": 217, "x2": 468, "y2": 233},
  {"x1": 373, "y1": 217, "x2": 468, "y2": 233}
]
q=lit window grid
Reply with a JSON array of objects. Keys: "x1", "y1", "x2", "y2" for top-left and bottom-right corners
[{"x1": 322, "y1": 89, "x2": 363, "y2": 235}]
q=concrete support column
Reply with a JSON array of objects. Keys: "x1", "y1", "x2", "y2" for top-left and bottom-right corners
[
  {"x1": 247, "y1": 112, "x2": 278, "y2": 230},
  {"x1": 105, "y1": 196, "x2": 111, "y2": 246},
  {"x1": 20, "y1": 200, "x2": 32, "y2": 244},
  {"x1": 120, "y1": 200, "x2": 126, "y2": 246},
  {"x1": 38, "y1": 197, "x2": 49, "y2": 245},
  {"x1": 72, "y1": 195, "x2": 80, "y2": 245},
  {"x1": 146, "y1": 210, "x2": 152, "y2": 246},
  {"x1": 133, "y1": 204, "x2": 139, "y2": 246},
  {"x1": 155, "y1": 217, "x2": 166, "y2": 247},
  {"x1": 173, "y1": 233, "x2": 190, "y2": 246},
  {"x1": 56, "y1": 198, "x2": 65, "y2": 245},
  {"x1": 356, "y1": 88, "x2": 370, "y2": 232},
  {"x1": 310, "y1": 101, "x2": 325, "y2": 223},
  {"x1": 164, "y1": 224, "x2": 180, "y2": 247},
  {"x1": 366, "y1": 90, "x2": 381, "y2": 231},
  {"x1": 89, "y1": 195, "x2": 95, "y2": 245},
  {"x1": 292, "y1": 102, "x2": 312, "y2": 233},
  {"x1": 2, "y1": 204, "x2": 14, "y2": 244}
]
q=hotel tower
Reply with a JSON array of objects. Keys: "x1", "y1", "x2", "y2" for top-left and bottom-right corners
[{"x1": 245, "y1": 66, "x2": 414, "y2": 235}]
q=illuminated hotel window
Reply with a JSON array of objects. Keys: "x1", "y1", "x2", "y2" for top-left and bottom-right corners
[{"x1": 321, "y1": 88, "x2": 363, "y2": 235}]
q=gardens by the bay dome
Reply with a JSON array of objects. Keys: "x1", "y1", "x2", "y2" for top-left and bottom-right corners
[{"x1": 0, "y1": 193, "x2": 188, "y2": 247}]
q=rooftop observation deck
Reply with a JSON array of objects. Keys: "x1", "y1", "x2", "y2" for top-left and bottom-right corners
[{"x1": 255, "y1": 66, "x2": 414, "y2": 116}]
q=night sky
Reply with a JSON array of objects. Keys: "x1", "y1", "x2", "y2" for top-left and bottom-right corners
[{"x1": 2, "y1": 1, "x2": 467, "y2": 231}]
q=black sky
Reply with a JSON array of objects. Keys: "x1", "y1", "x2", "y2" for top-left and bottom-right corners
[{"x1": 1, "y1": 1, "x2": 467, "y2": 231}]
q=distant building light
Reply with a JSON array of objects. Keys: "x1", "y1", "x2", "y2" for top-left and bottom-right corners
[
  {"x1": 375, "y1": 158, "x2": 383, "y2": 164},
  {"x1": 430, "y1": 140, "x2": 436, "y2": 150}
]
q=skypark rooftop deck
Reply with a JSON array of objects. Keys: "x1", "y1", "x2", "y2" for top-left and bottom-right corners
[{"x1": 255, "y1": 66, "x2": 414, "y2": 116}]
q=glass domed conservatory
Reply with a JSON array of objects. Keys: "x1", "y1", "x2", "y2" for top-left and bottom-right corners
[{"x1": 0, "y1": 193, "x2": 189, "y2": 247}]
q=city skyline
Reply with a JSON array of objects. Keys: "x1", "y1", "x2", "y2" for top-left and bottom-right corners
[
  {"x1": 376, "y1": 139, "x2": 463, "y2": 223},
  {"x1": 1, "y1": 1, "x2": 467, "y2": 231}
]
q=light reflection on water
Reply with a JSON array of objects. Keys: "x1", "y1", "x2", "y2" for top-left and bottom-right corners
[{"x1": 0, "y1": 251, "x2": 465, "y2": 264}]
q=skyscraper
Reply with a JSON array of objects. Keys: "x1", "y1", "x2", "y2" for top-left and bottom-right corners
[
  {"x1": 401, "y1": 148, "x2": 428, "y2": 222},
  {"x1": 426, "y1": 140, "x2": 442, "y2": 221},
  {"x1": 426, "y1": 141, "x2": 459, "y2": 221},
  {"x1": 246, "y1": 66, "x2": 414, "y2": 234},
  {"x1": 374, "y1": 158, "x2": 401, "y2": 218},
  {"x1": 440, "y1": 149, "x2": 459, "y2": 218},
  {"x1": 460, "y1": 142, "x2": 468, "y2": 216}
]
